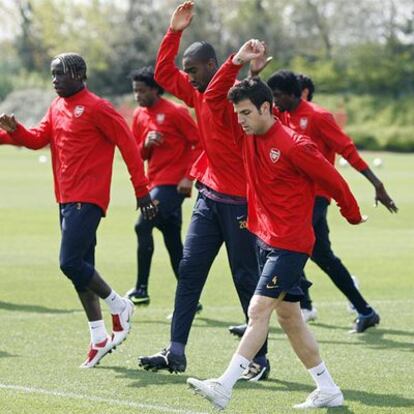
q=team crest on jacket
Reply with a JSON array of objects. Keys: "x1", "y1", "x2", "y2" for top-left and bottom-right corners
[
  {"x1": 156, "y1": 113, "x2": 165, "y2": 124},
  {"x1": 269, "y1": 148, "x2": 281, "y2": 163},
  {"x1": 299, "y1": 117, "x2": 308, "y2": 130},
  {"x1": 74, "y1": 105, "x2": 85, "y2": 118}
]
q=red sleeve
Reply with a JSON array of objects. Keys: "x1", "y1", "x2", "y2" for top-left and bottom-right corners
[
  {"x1": 94, "y1": 101, "x2": 149, "y2": 198},
  {"x1": 0, "y1": 129, "x2": 18, "y2": 145},
  {"x1": 174, "y1": 106, "x2": 202, "y2": 178},
  {"x1": 8, "y1": 110, "x2": 52, "y2": 149},
  {"x1": 131, "y1": 110, "x2": 151, "y2": 161},
  {"x1": 289, "y1": 138, "x2": 362, "y2": 224},
  {"x1": 154, "y1": 28, "x2": 196, "y2": 108},
  {"x1": 315, "y1": 111, "x2": 368, "y2": 171},
  {"x1": 204, "y1": 55, "x2": 244, "y2": 144}
]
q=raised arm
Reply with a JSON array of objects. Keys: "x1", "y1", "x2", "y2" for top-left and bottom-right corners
[
  {"x1": 248, "y1": 42, "x2": 273, "y2": 77},
  {"x1": 316, "y1": 112, "x2": 398, "y2": 212},
  {"x1": 154, "y1": 1, "x2": 196, "y2": 107},
  {"x1": 290, "y1": 139, "x2": 364, "y2": 225},
  {"x1": 0, "y1": 112, "x2": 51, "y2": 149},
  {"x1": 205, "y1": 39, "x2": 265, "y2": 125},
  {"x1": 95, "y1": 102, "x2": 157, "y2": 219}
]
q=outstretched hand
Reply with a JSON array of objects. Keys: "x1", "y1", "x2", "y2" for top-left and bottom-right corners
[
  {"x1": 232, "y1": 39, "x2": 266, "y2": 66},
  {"x1": 0, "y1": 113, "x2": 17, "y2": 133},
  {"x1": 249, "y1": 42, "x2": 273, "y2": 76},
  {"x1": 170, "y1": 1, "x2": 194, "y2": 32},
  {"x1": 375, "y1": 183, "x2": 398, "y2": 213}
]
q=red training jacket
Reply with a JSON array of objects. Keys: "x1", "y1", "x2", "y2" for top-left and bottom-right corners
[
  {"x1": 205, "y1": 57, "x2": 362, "y2": 254},
  {"x1": 276, "y1": 100, "x2": 368, "y2": 199},
  {"x1": 154, "y1": 28, "x2": 247, "y2": 197},
  {"x1": 3, "y1": 87, "x2": 149, "y2": 214},
  {"x1": 132, "y1": 97, "x2": 201, "y2": 189}
]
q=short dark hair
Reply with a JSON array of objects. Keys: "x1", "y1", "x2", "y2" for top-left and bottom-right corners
[
  {"x1": 130, "y1": 66, "x2": 164, "y2": 95},
  {"x1": 183, "y1": 41, "x2": 218, "y2": 66},
  {"x1": 228, "y1": 77, "x2": 273, "y2": 111},
  {"x1": 53, "y1": 53, "x2": 87, "y2": 81},
  {"x1": 267, "y1": 70, "x2": 301, "y2": 98},
  {"x1": 297, "y1": 74, "x2": 315, "y2": 101}
]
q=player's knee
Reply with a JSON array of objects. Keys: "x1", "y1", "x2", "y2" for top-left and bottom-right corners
[
  {"x1": 59, "y1": 257, "x2": 90, "y2": 284},
  {"x1": 248, "y1": 297, "x2": 272, "y2": 322},
  {"x1": 277, "y1": 307, "x2": 302, "y2": 332},
  {"x1": 178, "y1": 255, "x2": 202, "y2": 279},
  {"x1": 60, "y1": 258, "x2": 93, "y2": 290},
  {"x1": 60, "y1": 257, "x2": 80, "y2": 279}
]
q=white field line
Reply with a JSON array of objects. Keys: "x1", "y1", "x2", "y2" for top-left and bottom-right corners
[{"x1": 0, "y1": 383, "x2": 209, "y2": 414}]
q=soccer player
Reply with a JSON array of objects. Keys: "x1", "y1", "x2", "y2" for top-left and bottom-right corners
[
  {"x1": 0, "y1": 53, "x2": 157, "y2": 368},
  {"x1": 265, "y1": 69, "x2": 397, "y2": 331},
  {"x1": 125, "y1": 66, "x2": 201, "y2": 307},
  {"x1": 187, "y1": 39, "x2": 365, "y2": 410},
  {"x1": 138, "y1": 1, "x2": 270, "y2": 381}
]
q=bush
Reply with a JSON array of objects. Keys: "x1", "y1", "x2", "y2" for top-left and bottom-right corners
[
  {"x1": 384, "y1": 136, "x2": 414, "y2": 153},
  {"x1": 354, "y1": 134, "x2": 381, "y2": 151},
  {"x1": 344, "y1": 125, "x2": 380, "y2": 150}
]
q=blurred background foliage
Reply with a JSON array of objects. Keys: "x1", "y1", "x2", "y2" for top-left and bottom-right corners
[{"x1": 1, "y1": 0, "x2": 413, "y2": 150}]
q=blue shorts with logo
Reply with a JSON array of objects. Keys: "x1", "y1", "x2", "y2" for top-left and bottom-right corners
[{"x1": 255, "y1": 242, "x2": 310, "y2": 302}]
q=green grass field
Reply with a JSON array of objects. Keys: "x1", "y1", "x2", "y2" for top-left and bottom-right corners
[{"x1": 0, "y1": 147, "x2": 413, "y2": 414}]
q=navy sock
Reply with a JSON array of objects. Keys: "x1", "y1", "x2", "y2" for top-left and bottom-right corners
[
  {"x1": 359, "y1": 308, "x2": 374, "y2": 318},
  {"x1": 169, "y1": 341, "x2": 185, "y2": 356},
  {"x1": 253, "y1": 355, "x2": 267, "y2": 367}
]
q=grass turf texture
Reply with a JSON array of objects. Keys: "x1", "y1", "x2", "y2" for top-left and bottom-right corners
[{"x1": 0, "y1": 147, "x2": 413, "y2": 414}]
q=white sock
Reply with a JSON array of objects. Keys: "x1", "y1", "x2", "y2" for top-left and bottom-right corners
[
  {"x1": 88, "y1": 320, "x2": 108, "y2": 345},
  {"x1": 217, "y1": 353, "x2": 250, "y2": 391},
  {"x1": 104, "y1": 290, "x2": 125, "y2": 314},
  {"x1": 308, "y1": 361, "x2": 339, "y2": 391}
]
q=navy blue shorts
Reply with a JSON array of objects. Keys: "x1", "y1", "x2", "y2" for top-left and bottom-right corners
[
  {"x1": 255, "y1": 244, "x2": 309, "y2": 302},
  {"x1": 59, "y1": 202, "x2": 102, "y2": 291}
]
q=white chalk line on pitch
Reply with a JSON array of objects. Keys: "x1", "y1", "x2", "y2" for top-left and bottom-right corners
[{"x1": 0, "y1": 383, "x2": 209, "y2": 414}]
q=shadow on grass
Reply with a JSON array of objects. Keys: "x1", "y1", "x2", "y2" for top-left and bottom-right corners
[
  {"x1": 136, "y1": 316, "x2": 284, "y2": 336},
  {"x1": 343, "y1": 388, "x2": 414, "y2": 409},
  {"x1": 353, "y1": 328, "x2": 414, "y2": 352},
  {"x1": 98, "y1": 365, "x2": 190, "y2": 388},
  {"x1": 247, "y1": 378, "x2": 414, "y2": 410},
  {"x1": 100, "y1": 367, "x2": 414, "y2": 410},
  {"x1": 314, "y1": 322, "x2": 414, "y2": 337},
  {"x1": 194, "y1": 317, "x2": 284, "y2": 336},
  {"x1": 0, "y1": 301, "x2": 78, "y2": 314},
  {"x1": 310, "y1": 322, "x2": 351, "y2": 331},
  {"x1": 306, "y1": 322, "x2": 414, "y2": 352},
  {"x1": 0, "y1": 351, "x2": 18, "y2": 358},
  {"x1": 101, "y1": 366, "x2": 306, "y2": 394},
  {"x1": 326, "y1": 407, "x2": 355, "y2": 413}
]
